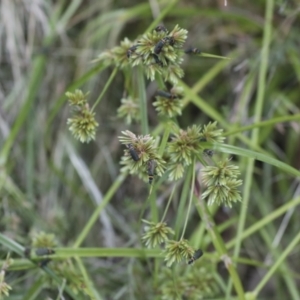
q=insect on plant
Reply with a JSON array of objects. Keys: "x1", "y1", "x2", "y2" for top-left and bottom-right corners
[
  {"x1": 188, "y1": 249, "x2": 203, "y2": 264},
  {"x1": 127, "y1": 144, "x2": 140, "y2": 161},
  {"x1": 127, "y1": 45, "x2": 138, "y2": 58},
  {"x1": 154, "y1": 25, "x2": 168, "y2": 33},
  {"x1": 147, "y1": 159, "x2": 157, "y2": 184},
  {"x1": 154, "y1": 36, "x2": 174, "y2": 55},
  {"x1": 38, "y1": 259, "x2": 52, "y2": 268},
  {"x1": 35, "y1": 248, "x2": 56, "y2": 256},
  {"x1": 184, "y1": 47, "x2": 201, "y2": 54},
  {"x1": 155, "y1": 90, "x2": 178, "y2": 100},
  {"x1": 152, "y1": 54, "x2": 163, "y2": 66}
]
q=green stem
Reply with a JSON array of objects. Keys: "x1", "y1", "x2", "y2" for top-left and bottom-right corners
[
  {"x1": 73, "y1": 172, "x2": 126, "y2": 248},
  {"x1": 253, "y1": 231, "x2": 300, "y2": 296},
  {"x1": 75, "y1": 257, "x2": 103, "y2": 300},
  {"x1": 226, "y1": 196, "x2": 300, "y2": 249},
  {"x1": 224, "y1": 114, "x2": 300, "y2": 137},
  {"x1": 227, "y1": 1, "x2": 274, "y2": 297},
  {"x1": 180, "y1": 158, "x2": 195, "y2": 240},
  {"x1": 91, "y1": 67, "x2": 118, "y2": 111},
  {"x1": 158, "y1": 123, "x2": 170, "y2": 156},
  {"x1": 145, "y1": 0, "x2": 178, "y2": 33},
  {"x1": 0, "y1": 234, "x2": 79, "y2": 299},
  {"x1": 194, "y1": 197, "x2": 245, "y2": 300},
  {"x1": 161, "y1": 184, "x2": 177, "y2": 222},
  {"x1": 0, "y1": 233, "x2": 24, "y2": 256},
  {"x1": 150, "y1": 188, "x2": 158, "y2": 222},
  {"x1": 137, "y1": 67, "x2": 148, "y2": 135}
]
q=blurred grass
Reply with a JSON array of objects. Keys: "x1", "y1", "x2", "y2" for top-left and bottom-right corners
[{"x1": 1, "y1": 0, "x2": 300, "y2": 299}]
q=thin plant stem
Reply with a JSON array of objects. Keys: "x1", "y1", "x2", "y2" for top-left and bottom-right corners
[
  {"x1": 180, "y1": 158, "x2": 195, "y2": 240},
  {"x1": 75, "y1": 257, "x2": 103, "y2": 300},
  {"x1": 137, "y1": 66, "x2": 149, "y2": 135},
  {"x1": 226, "y1": 196, "x2": 300, "y2": 249},
  {"x1": 145, "y1": 0, "x2": 178, "y2": 33},
  {"x1": 91, "y1": 67, "x2": 118, "y2": 111},
  {"x1": 194, "y1": 196, "x2": 245, "y2": 300},
  {"x1": 73, "y1": 172, "x2": 127, "y2": 248},
  {"x1": 253, "y1": 230, "x2": 300, "y2": 296},
  {"x1": 224, "y1": 113, "x2": 300, "y2": 137},
  {"x1": 158, "y1": 123, "x2": 171, "y2": 156},
  {"x1": 227, "y1": 0, "x2": 274, "y2": 297},
  {"x1": 161, "y1": 184, "x2": 177, "y2": 222}
]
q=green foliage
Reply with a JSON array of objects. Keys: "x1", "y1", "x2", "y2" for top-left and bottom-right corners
[{"x1": 1, "y1": 0, "x2": 300, "y2": 299}]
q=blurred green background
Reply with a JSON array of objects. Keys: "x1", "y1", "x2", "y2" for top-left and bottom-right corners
[{"x1": 1, "y1": 0, "x2": 300, "y2": 299}]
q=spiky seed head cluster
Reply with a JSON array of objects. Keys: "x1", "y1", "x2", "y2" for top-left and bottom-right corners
[
  {"x1": 153, "y1": 86, "x2": 184, "y2": 117},
  {"x1": 0, "y1": 270, "x2": 12, "y2": 297},
  {"x1": 199, "y1": 121, "x2": 225, "y2": 143},
  {"x1": 167, "y1": 122, "x2": 226, "y2": 180},
  {"x1": 65, "y1": 90, "x2": 89, "y2": 108},
  {"x1": 47, "y1": 260, "x2": 88, "y2": 296},
  {"x1": 164, "y1": 239, "x2": 194, "y2": 267},
  {"x1": 0, "y1": 257, "x2": 13, "y2": 298},
  {"x1": 117, "y1": 97, "x2": 140, "y2": 124},
  {"x1": 94, "y1": 25, "x2": 187, "y2": 84},
  {"x1": 159, "y1": 262, "x2": 220, "y2": 300},
  {"x1": 202, "y1": 158, "x2": 243, "y2": 207},
  {"x1": 30, "y1": 233, "x2": 88, "y2": 296},
  {"x1": 141, "y1": 219, "x2": 174, "y2": 248},
  {"x1": 119, "y1": 130, "x2": 165, "y2": 181},
  {"x1": 167, "y1": 125, "x2": 202, "y2": 180},
  {"x1": 66, "y1": 90, "x2": 99, "y2": 143},
  {"x1": 31, "y1": 231, "x2": 57, "y2": 248}
]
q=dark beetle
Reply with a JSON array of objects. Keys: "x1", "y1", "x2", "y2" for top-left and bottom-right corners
[
  {"x1": 127, "y1": 144, "x2": 140, "y2": 161},
  {"x1": 147, "y1": 160, "x2": 156, "y2": 184},
  {"x1": 152, "y1": 54, "x2": 163, "y2": 67},
  {"x1": 127, "y1": 45, "x2": 138, "y2": 58},
  {"x1": 38, "y1": 259, "x2": 52, "y2": 268},
  {"x1": 184, "y1": 47, "x2": 201, "y2": 55},
  {"x1": 35, "y1": 248, "x2": 55, "y2": 256},
  {"x1": 154, "y1": 36, "x2": 174, "y2": 54},
  {"x1": 154, "y1": 25, "x2": 168, "y2": 33},
  {"x1": 188, "y1": 249, "x2": 203, "y2": 264},
  {"x1": 203, "y1": 149, "x2": 214, "y2": 157},
  {"x1": 155, "y1": 90, "x2": 178, "y2": 100}
]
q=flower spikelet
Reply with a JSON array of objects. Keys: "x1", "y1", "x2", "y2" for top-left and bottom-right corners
[
  {"x1": 0, "y1": 257, "x2": 13, "y2": 298},
  {"x1": 65, "y1": 89, "x2": 89, "y2": 108},
  {"x1": 202, "y1": 158, "x2": 242, "y2": 207},
  {"x1": 159, "y1": 260, "x2": 220, "y2": 300},
  {"x1": 167, "y1": 125, "x2": 202, "y2": 180},
  {"x1": 67, "y1": 106, "x2": 98, "y2": 143},
  {"x1": 141, "y1": 220, "x2": 174, "y2": 248},
  {"x1": 153, "y1": 87, "x2": 184, "y2": 118},
  {"x1": 117, "y1": 97, "x2": 140, "y2": 124},
  {"x1": 31, "y1": 231, "x2": 57, "y2": 248},
  {"x1": 164, "y1": 239, "x2": 194, "y2": 267},
  {"x1": 200, "y1": 121, "x2": 225, "y2": 143},
  {"x1": 119, "y1": 130, "x2": 165, "y2": 181}
]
